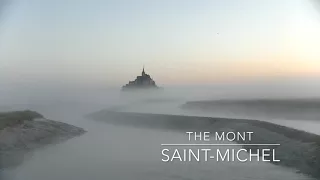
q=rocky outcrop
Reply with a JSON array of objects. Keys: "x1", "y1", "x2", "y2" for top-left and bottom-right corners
[
  {"x1": 0, "y1": 111, "x2": 86, "y2": 169},
  {"x1": 122, "y1": 67, "x2": 159, "y2": 90}
]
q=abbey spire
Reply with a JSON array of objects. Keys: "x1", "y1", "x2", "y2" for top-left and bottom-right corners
[{"x1": 142, "y1": 65, "x2": 146, "y2": 76}]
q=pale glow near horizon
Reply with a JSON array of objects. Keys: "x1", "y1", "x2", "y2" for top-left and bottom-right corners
[{"x1": 0, "y1": 0, "x2": 319, "y2": 87}]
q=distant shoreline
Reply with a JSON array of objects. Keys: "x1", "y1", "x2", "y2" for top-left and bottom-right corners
[
  {"x1": 87, "y1": 110, "x2": 320, "y2": 179},
  {"x1": 181, "y1": 98, "x2": 320, "y2": 121}
]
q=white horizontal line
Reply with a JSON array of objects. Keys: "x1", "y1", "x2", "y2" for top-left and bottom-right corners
[{"x1": 161, "y1": 144, "x2": 280, "y2": 146}]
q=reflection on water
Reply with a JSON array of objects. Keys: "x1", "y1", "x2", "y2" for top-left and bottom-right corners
[{"x1": 2, "y1": 114, "x2": 314, "y2": 180}]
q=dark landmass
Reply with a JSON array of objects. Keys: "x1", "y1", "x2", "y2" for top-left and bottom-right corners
[
  {"x1": 0, "y1": 110, "x2": 43, "y2": 130},
  {"x1": 0, "y1": 110, "x2": 86, "y2": 169},
  {"x1": 181, "y1": 98, "x2": 320, "y2": 120},
  {"x1": 87, "y1": 110, "x2": 320, "y2": 179},
  {"x1": 122, "y1": 67, "x2": 160, "y2": 91}
]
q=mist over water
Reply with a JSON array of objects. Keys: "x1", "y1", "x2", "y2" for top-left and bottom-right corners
[
  {"x1": 1, "y1": 0, "x2": 320, "y2": 178},
  {"x1": 2, "y1": 121, "x2": 313, "y2": 180},
  {"x1": 1, "y1": 79, "x2": 320, "y2": 180}
]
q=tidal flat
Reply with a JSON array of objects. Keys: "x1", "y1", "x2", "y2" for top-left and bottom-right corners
[{"x1": 88, "y1": 110, "x2": 320, "y2": 179}]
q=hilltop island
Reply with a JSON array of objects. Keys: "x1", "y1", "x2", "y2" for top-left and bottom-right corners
[{"x1": 122, "y1": 67, "x2": 161, "y2": 91}]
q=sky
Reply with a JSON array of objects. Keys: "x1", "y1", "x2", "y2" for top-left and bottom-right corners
[{"x1": 0, "y1": 0, "x2": 319, "y2": 87}]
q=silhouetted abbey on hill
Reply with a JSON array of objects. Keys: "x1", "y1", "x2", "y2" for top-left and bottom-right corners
[{"x1": 122, "y1": 67, "x2": 159, "y2": 91}]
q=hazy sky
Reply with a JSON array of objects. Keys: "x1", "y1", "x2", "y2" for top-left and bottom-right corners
[{"x1": 0, "y1": 0, "x2": 319, "y2": 87}]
